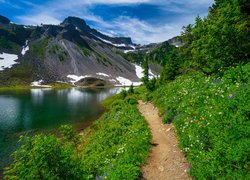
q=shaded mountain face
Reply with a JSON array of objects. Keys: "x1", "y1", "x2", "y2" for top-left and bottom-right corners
[{"x1": 0, "y1": 15, "x2": 158, "y2": 86}]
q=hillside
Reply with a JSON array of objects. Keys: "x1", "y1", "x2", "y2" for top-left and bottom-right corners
[
  {"x1": 2, "y1": 0, "x2": 250, "y2": 179},
  {"x1": 0, "y1": 15, "x2": 159, "y2": 87}
]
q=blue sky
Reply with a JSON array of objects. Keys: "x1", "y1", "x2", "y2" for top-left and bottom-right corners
[{"x1": 0, "y1": 0, "x2": 214, "y2": 44}]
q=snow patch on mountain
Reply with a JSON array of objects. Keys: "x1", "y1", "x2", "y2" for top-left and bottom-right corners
[
  {"x1": 149, "y1": 69, "x2": 157, "y2": 79},
  {"x1": 67, "y1": 74, "x2": 90, "y2": 84},
  {"x1": 96, "y1": 72, "x2": 109, "y2": 77},
  {"x1": 133, "y1": 63, "x2": 156, "y2": 80},
  {"x1": 129, "y1": 45, "x2": 136, "y2": 50},
  {"x1": 0, "y1": 52, "x2": 19, "y2": 71},
  {"x1": 31, "y1": 80, "x2": 52, "y2": 88},
  {"x1": 115, "y1": 76, "x2": 142, "y2": 86},
  {"x1": 124, "y1": 50, "x2": 137, "y2": 53},
  {"x1": 134, "y1": 64, "x2": 144, "y2": 79},
  {"x1": 21, "y1": 40, "x2": 29, "y2": 55},
  {"x1": 92, "y1": 34, "x2": 129, "y2": 48}
]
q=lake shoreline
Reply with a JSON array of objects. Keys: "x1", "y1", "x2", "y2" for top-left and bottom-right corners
[
  {"x1": 0, "y1": 81, "x2": 142, "y2": 91},
  {"x1": 0, "y1": 87, "x2": 122, "y2": 176}
]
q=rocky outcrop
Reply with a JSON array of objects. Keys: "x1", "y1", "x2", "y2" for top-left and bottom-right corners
[
  {"x1": 0, "y1": 15, "x2": 158, "y2": 86},
  {"x1": 75, "y1": 77, "x2": 108, "y2": 87}
]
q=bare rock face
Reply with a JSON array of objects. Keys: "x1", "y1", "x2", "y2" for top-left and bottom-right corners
[
  {"x1": 75, "y1": 77, "x2": 108, "y2": 87},
  {"x1": 0, "y1": 15, "x2": 159, "y2": 86}
]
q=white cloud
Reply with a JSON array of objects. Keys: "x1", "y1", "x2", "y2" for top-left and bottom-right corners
[
  {"x1": 15, "y1": 0, "x2": 214, "y2": 44},
  {"x1": 96, "y1": 16, "x2": 194, "y2": 44},
  {"x1": 17, "y1": 14, "x2": 61, "y2": 25},
  {"x1": 86, "y1": 0, "x2": 150, "y2": 4}
]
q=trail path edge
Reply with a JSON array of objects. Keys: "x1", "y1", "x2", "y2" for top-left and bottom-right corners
[{"x1": 137, "y1": 100, "x2": 191, "y2": 180}]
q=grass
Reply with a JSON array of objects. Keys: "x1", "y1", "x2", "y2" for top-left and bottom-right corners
[
  {"x1": 144, "y1": 63, "x2": 250, "y2": 179},
  {"x1": 48, "y1": 45, "x2": 69, "y2": 61},
  {"x1": 31, "y1": 37, "x2": 48, "y2": 58},
  {"x1": 77, "y1": 45, "x2": 91, "y2": 57},
  {"x1": 4, "y1": 90, "x2": 151, "y2": 179},
  {"x1": 0, "y1": 36, "x2": 20, "y2": 52},
  {"x1": 0, "y1": 82, "x2": 74, "y2": 91},
  {"x1": 79, "y1": 100, "x2": 151, "y2": 179},
  {"x1": 0, "y1": 85, "x2": 33, "y2": 91},
  {"x1": 0, "y1": 64, "x2": 33, "y2": 87},
  {"x1": 48, "y1": 82, "x2": 74, "y2": 89}
]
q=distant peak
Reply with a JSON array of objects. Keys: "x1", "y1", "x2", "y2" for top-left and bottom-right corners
[
  {"x1": 61, "y1": 16, "x2": 88, "y2": 30},
  {"x1": 0, "y1": 15, "x2": 10, "y2": 24}
]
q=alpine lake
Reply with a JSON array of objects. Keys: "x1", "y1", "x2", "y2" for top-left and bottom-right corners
[{"x1": 0, "y1": 87, "x2": 123, "y2": 175}]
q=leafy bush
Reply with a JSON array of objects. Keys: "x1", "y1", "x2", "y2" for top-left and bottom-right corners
[
  {"x1": 31, "y1": 37, "x2": 48, "y2": 58},
  {"x1": 4, "y1": 127, "x2": 84, "y2": 179},
  {"x1": 149, "y1": 63, "x2": 250, "y2": 179},
  {"x1": 128, "y1": 84, "x2": 134, "y2": 94},
  {"x1": 80, "y1": 101, "x2": 151, "y2": 179},
  {"x1": 180, "y1": 0, "x2": 249, "y2": 74},
  {"x1": 4, "y1": 101, "x2": 151, "y2": 179},
  {"x1": 120, "y1": 89, "x2": 127, "y2": 99},
  {"x1": 163, "y1": 107, "x2": 176, "y2": 123},
  {"x1": 126, "y1": 97, "x2": 137, "y2": 105}
]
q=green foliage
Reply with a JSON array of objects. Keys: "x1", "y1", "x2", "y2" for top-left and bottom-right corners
[
  {"x1": 141, "y1": 58, "x2": 157, "y2": 92},
  {"x1": 80, "y1": 101, "x2": 151, "y2": 179},
  {"x1": 100, "y1": 94, "x2": 121, "y2": 110},
  {"x1": 120, "y1": 89, "x2": 128, "y2": 100},
  {"x1": 146, "y1": 41, "x2": 174, "y2": 66},
  {"x1": 5, "y1": 95, "x2": 151, "y2": 179},
  {"x1": 160, "y1": 48, "x2": 182, "y2": 82},
  {"x1": 128, "y1": 84, "x2": 134, "y2": 94},
  {"x1": 0, "y1": 63, "x2": 33, "y2": 86},
  {"x1": 48, "y1": 45, "x2": 69, "y2": 61},
  {"x1": 0, "y1": 36, "x2": 20, "y2": 52},
  {"x1": 60, "y1": 125, "x2": 80, "y2": 146},
  {"x1": 78, "y1": 46, "x2": 91, "y2": 57},
  {"x1": 126, "y1": 97, "x2": 137, "y2": 105},
  {"x1": 180, "y1": 0, "x2": 249, "y2": 74},
  {"x1": 4, "y1": 127, "x2": 84, "y2": 180},
  {"x1": 48, "y1": 82, "x2": 74, "y2": 89},
  {"x1": 149, "y1": 64, "x2": 250, "y2": 179},
  {"x1": 31, "y1": 37, "x2": 48, "y2": 58},
  {"x1": 163, "y1": 107, "x2": 176, "y2": 124},
  {"x1": 145, "y1": 77, "x2": 157, "y2": 92},
  {"x1": 141, "y1": 58, "x2": 149, "y2": 84},
  {"x1": 119, "y1": 51, "x2": 145, "y2": 64},
  {"x1": 0, "y1": 23, "x2": 31, "y2": 52}
]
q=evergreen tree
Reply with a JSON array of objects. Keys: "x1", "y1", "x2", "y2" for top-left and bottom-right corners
[
  {"x1": 128, "y1": 83, "x2": 134, "y2": 94},
  {"x1": 142, "y1": 57, "x2": 149, "y2": 84}
]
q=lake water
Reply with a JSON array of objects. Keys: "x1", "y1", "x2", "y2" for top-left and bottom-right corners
[{"x1": 0, "y1": 87, "x2": 122, "y2": 175}]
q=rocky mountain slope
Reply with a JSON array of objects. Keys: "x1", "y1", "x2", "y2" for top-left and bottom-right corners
[{"x1": 0, "y1": 15, "x2": 159, "y2": 87}]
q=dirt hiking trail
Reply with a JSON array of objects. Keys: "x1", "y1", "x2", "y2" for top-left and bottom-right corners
[{"x1": 137, "y1": 100, "x2": 190, "y2": 180}]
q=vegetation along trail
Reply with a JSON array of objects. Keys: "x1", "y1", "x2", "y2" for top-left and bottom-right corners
[{"x1": 137, "y1": 100, "x2": 190, "y2": 180}]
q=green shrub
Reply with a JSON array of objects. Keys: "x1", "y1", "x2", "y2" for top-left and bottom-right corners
[
  {"x1": 31, "y1": 37, "x2": 48, "y2": 58},
  {"x1": 5, "y1": 102, "x2": 151, "y2": 179},
  {"x1": 4, "y1": 126, "x2": 84, "y2": 179},
  {"x1": 80, "y1": 102, "x2": 151, "y2": 179},
  {"x1": 128, "y1": 84, "x2": 134, "y2": 94},
  {"x1": 163, "y1": 107, "x2": 176, "y2": 123},
  {"x1": 126, "y1": 97, "x2": 137, "y2": 105},
  {"x1": 149, "y1": 63, "x2": 250, "y2": 179},
  {"x1": 120, "y1": 89, "x2": 127, "y2": 99}
]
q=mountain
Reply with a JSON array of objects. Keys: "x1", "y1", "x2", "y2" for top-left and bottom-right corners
[
  {"x1": 120, "y1": 37, "x2": 182, "y2": 71},
  {"x1": 0, "y1": 15, "x2": 158, "y2": 87}
]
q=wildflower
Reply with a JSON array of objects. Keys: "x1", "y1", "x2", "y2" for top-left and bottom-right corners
[{"x1": 228, "y1": 93, "x2": 234, "y2": 99}]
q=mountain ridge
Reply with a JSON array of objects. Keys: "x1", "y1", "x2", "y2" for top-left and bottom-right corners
[{"x1": 0, "y1": 15, "x2": 160, "y2": 87}]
